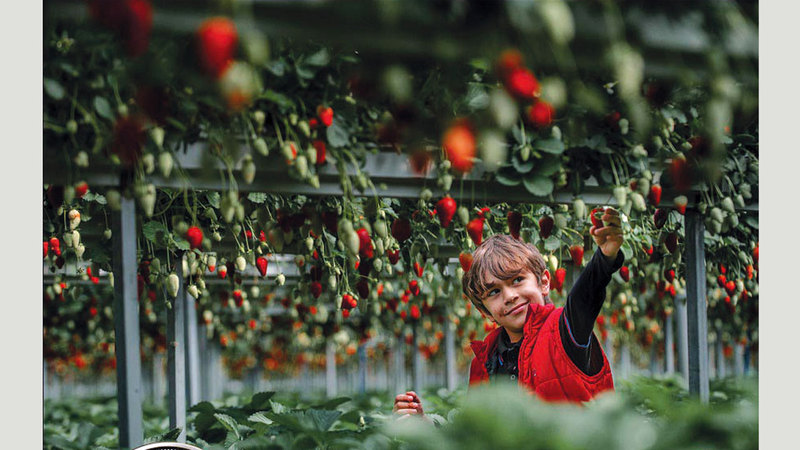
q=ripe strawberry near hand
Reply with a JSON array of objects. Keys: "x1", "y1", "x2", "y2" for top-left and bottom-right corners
[
  {"x1": 436, "y1": 196, "x2": 457, "y2": 228},
  {"x1": 356, "y1": 228, "x2": 374, "y2": 258},
  {"x1": 391, "y1": 218, "x2": 412, "y2": 243},
  {"x1": 537, "y1": 215, "x2": 554, "y2": 239},
  {"x1": 256, "y1": 256, "x2": 268, "y2": 277},
  {"x1": 648, "y1": 185, "x2": 662, "y2": 206},
  {"x1": 569, "y1": 245, "x2": 584, "y2": 266},
  {"x1": 506, "y1": 211, "x2": 522, "y2": 239},
  {"x1": 653, "y1": 208, "x2": 668, "y2": 229},
  {"x1": 186, "y1": 226, "x2": 203, "y2": 250},
  {"x1": 504, "y1": 67, "x2": 540, "y2": 100},
  {"x1": 467, "y1": 217, "x2": 485, "y2": 246},
  {"x1": 316, "y1": 105, "x2": 334, "y2": 127},
  {"x1": 620, "y1": 266, "x2": 630, "y2": 282},
  {"x1": 459, "y1": 252, "x2": 473, "y2": 272},
  {"x1": 443, "y1": 120, "x2": 476, "y2": 174},
  {"x1": 413, "y1": 262, "x2": 424, "y2": 278},
  {"x1": 310, "y1": 281, "x2": 322, "y2": 299},
  {"x1": 590, "y1": 208, "x2": 606, "y2": 228},
  {"x1": 197, "y1": 17, "x2": 238, "y2": 79},
  {"x1": 526, "y1": 101, "x2": 554, "y2": 128}
]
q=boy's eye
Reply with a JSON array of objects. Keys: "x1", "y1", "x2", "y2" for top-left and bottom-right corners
[
  {"x1": 513, "y1": 276, "x2": 524, "y2": 284},
  {"x1": 486, "y1": 288, "x2": 500, "y2": 297}
]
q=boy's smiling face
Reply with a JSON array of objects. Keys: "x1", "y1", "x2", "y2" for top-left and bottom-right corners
[{"x1": 480, "y1": 268, "x2": 550, "y2": 342}]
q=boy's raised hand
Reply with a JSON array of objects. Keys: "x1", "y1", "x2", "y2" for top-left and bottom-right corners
[
  {"x1": 590, "y1": 207, "x2": 624, "y2": 260},
  {"x1": 393, "y1": 391, "x2": 424, "y2": 417}
]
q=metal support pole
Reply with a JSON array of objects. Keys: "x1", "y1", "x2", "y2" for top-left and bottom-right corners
[
  {"x1": 685, "y1": 211, "x2": 709, "y2": 402},
  {"x1": 716, "y1": 331, "x2": 726, "y2": 379},
  {"x1": 112, "y1": 186, "x2": 143, "y2": 449},
  {"x1": 665, "y1": 313, "x2": 675, "y2": 374},
  {"x1": 412, "y1": 326, "x2": 423, "y2": 393},
  {"x1": 445, "y1": 320, "x2": 457, "y2": 392},
  {"x1": 735, "y1": 343, "x2": 745, "y2": 377},
  {"x1": 185, "y1": 290, "x2": 200, "y2": 407},
  {"x1": 326, "y1": 340, "x2": 337, "y2": 397},
  {"x1": 357, "y1": 342, "x2": 367, "y2": 395},
  {"x1": 649, "y1": 345, "x2": 659, "y2": 375},
  {"x1": 166, "y1": 253, "x2": 187, "y2": 442},
  {"x1": 675, "y1": 294, "x2": 690, "y2": 385},
  {"x1": 198, "y1": 324, "x2": 210, "y2": 401}
]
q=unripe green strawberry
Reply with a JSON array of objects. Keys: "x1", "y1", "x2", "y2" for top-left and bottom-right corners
[
  {"x1": 254, "y1": 137, "x2": 268, "y2": 156},
  {"x1": 150, "y1": 126, "x2": 165, "y2": 149},
  {"x1": 295, "y1": 155, "x2": 309, "y2": 178},
  {"x1": 235, "y1": 203, "x2": 245, "y2": 222},
  {"x1": 734, "y1": 194, "x2": 745, "y2": 208},
  {"x1": 456, "y1": 267, "x2": 465, "y2": 281},
  {"x1": 106, "y1": 189, "x2": 121, "y2": 211},
  {"x1": 374, "y1": 258, "x2": 383, "y2": 272},
  {"x1": 235, "y1": 255, "x2": 247, "y2": 272},
  {"x1": 636, "y1": 177, "x2": 650, "y2": 196},
  {"x1": 328, "y1": 274, "x2": 337, "y2": 289},
  {"x1": 197, "y1": 278, "x2": 206, "y2": 290},
  {"x1": 242, "y1": 155, "x2": 256, "y2": 184},
  {"x1": 420, "y1": 188, "x2": 433, "y2": 202},
  {"x1": 726, "y1": 213, "x2": 739, "y2": 228},
  {"x1": 68, "y1": 209, "x2": 81, "y2": 230},
  {"x1": 305, "y1": 236, "x2": 314, "y2": 252},
  {"x1": 62, "y1": 231, "x2": 73, "y2": 247},
  {"x1": 613, "y1": 186, "x2": 627, "y2": 206},
  {"x1": 710, "y1": 207, "x2": 724, "y2": 223},
  {"x1": 457, "y1": 206, "x2": 470, "y2": 226},
  {"x1": 375, "y1": 238, "x2": 385, "y2": 255},
  {"x1": 298, "y1": 120, "x2": 310, "y2": 137},
  {"x1": 253, "y1": 110, "x2": 265, "y2": 128},
  {"x1": 167, "y1": 273, "x2": 180, "y2": 298},
  {"x1": 157, "y1": 152, "x2": 173, "y2": 178},
  {"x1": 631, "y1": 144, "x2": 649, "y2": 158},
  {"x1": 308, "y1": 175, "x2": 320, "y2": 189},
  {"x1": 373, "y1": 219, "x2": 388, "y2": 239},
  {"x1": 720, "y1": 197, "x2": 735, "y2": 214},
  {"x1": 740, "y1": 183, "x2": 752, "y2": 199},
  {"x1": 631, "y1": 192, "x2": 646, "y2": 212},
  {"x1": 75, "y1": 243, "x2": 85, "y2": 259},
  {"x1": 355, "y1": 173, "x2": 368, "y2": 191},
  {"x1": 345, "y1": 230, "x2": 360, "y2": 256},
  {"x1": 283, "y1": 228, "x2": 294, "y2": 244},
  {"x1": 74, "y1": 151, "x2": 89, "y2": 167},
  {"x1": 142, "y1": 153, "x2": 155, "y2": 174},
  {"x1": 187, "y1": 284, "x2": 199, "y2": 299},
  {"x1": 554, "y1": 213, "x2": 567, "y2": 230},
  {"x1": 440, "y1": 174, "x2": 453, "y2": 191},
  {"x1": 306, "y1": 145, "x2": 317, "y2": 165},
  {"x1": 66, "y1": 119, "x2": 78, "y2": 135},
  {"x1": 138, "y1": 184, "x2": 156, "y2": 217},
  {"x1": 572, "y1": 198, "x2": 587, "y2": 220},
  {"x1": 71, "y1": 230, "x2": 80, "y2": 248},
  {"x1": 276, "y1": 273, "x2": 285, "y2": 285}
]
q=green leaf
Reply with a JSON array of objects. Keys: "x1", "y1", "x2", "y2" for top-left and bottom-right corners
[
  {"x1": 265, "y1": 60, "x2": 287, "y2": 76},
  {"x1": 93, "y1": 96, "x2": 114, "y2": 121},
  {"x1": 465, "y1": 84, "x2": 489, "y2": 110},
  {"x1": 245, "y1": 391, "x2": 276, "y2": 411},
  {"x1": 206, "y1": 192, "x2": 221, "y2": 208},
  {"x1": 533, "y1": 157, "x2": 561, "y2": 176},
  {"x1": 305, "y1": 48, "x2": 330, "y2": 66},
  {"x1": 247, "y1": 193, "x2": 268, "y2": 204},
  {"x1": 44, "y1": 78, "x2": 66, "y2": 100},
  {"x1": 522, "y1": 175, "x2": 554, "y2": 196},
  {"x1": 189, "y1": 401, "x2": 217, "y2": 414},
  {"x1": 295, "y1": 64, "x2": 316, "y2": 80},
  {"x1": 533, "y1": 138, "x2": 565, "y2": 154},
  {"x1": 173, "y1": 237, "x2": 191, "y2": 251},
  {"x1": 326, "y1": 120, "x2": 350, "y2": 148},
  {"x1": 511, "y1": 125, "x2": 525, "y2": 145},
  {"x1": 544, "y1": 236, "x2": 561, "y2": 251},
  {"x1": 313, "y1": 396, "x2": 351, "y2": 410},
  {"x1": 495, "y1": 171, "x2": 521, "y2": 186},
  {"x1": 166, "y1": 117, "x2": 187, "y2": 131},
  {"x1": 744, "y1": 216, "x2": 758, "y2": 229},
  {"x1": 142, "y1": 221, "x2": 170, "y2": 245},
  {"x1": 307, "y1": 409, "x2": 342, "y2": 432},
  {"x1": 269, "y1": 400, "x2": 288, "y2": 414},
  {"x1": 214, "y1": 413, "x2": 241, "y2": 440},
  {"x1": 248, "y1": 412, "x2": 273, "y2": 426},
  {"x1": 511, "y1": 155, "x2": 534, "y2": 173},
  {"x1": 260, "y1": 90, "x2": 295, "y2": 109}
]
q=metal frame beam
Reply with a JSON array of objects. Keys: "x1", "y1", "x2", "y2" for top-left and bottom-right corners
[
  {"x1": 685, "y1": 210, "x2": 709, "y2": 402},
  {"x1": 166, "y1": 252, "x2": 187, "y2": 442}
]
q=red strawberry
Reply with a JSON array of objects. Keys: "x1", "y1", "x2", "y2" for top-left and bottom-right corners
[
  {"x1": 719, "y1": 264, "x2": 727, "y2": 274},
  {"x1": 317, "y1": 105, "x2": 334, "y2": 127},
  {"x1": 507, "y1": 211, "x2": 523, "y2": 239},
  {"x1": 43, "y1": 241, "x2": 49, "y2": 258},
  {"x1": 746, "y1": 264, "x2": 754, "y2": 280},
  {"x1": 459, "y1": 252, "x2": 473, "y2": 272},
  {"x1": 89, "y1": 306, "x2": 98, "y2": 317},
  {"x1": 436, "y1": 196, "x2": 457, "y2": 228},
  {"x1": 218, "y1": 264, "x2": 228, "y2": 279},
  {"x1": 504, "y1": 67, "x2": 540, "y2": 100},
  {"x1": 342, "y1": 309, "x2": 351, "y2": 318},
  {"x1": 664, "y1": 269, "x2": 675, "y2": 283},
  {"x1": 259, "y1": 230, "x2": 267, "y2": 242},
  {"x1": 409, "y1": 280, "x2": 420, "y2": 296},
  {"x1": 74, "y1": 181, "x2": 89, "y2": 199},
  {"x1": 467, "y1": 217, "x2": 485, "y2": 246},
  {"x1": 387, "y1": 249, "x2": 401, "y2": 265},
  {"x1": 753, "y1": 244, "x2": 759, "y2": 263},
  {"x1": 653, "y1": 208, "x2": 668, "y2": 229},
  {"x1": 590, "y1": 208, "x2": 605, "y2": 228},
  {"x1": 248, "y1": 319, "x2": 257, "y2": 330},
  {"x1": 569, "y1": 245, "x2": 584, "y2": 266},
  {"x1": 377, "y1": 283, "x2": 384, "y2": 296},
  {"x1": 644, "y1": 245, "x2": 654, "y2": 256},
  {"x1": 312, "y1": 140, "x2": 327, "y2": 165},
  {"x1": 391, "y1": 218, "x2": 412, "y2": 243},
  {"x1": 526, "y1": 101, "x2": 554, "y2": 128},
  {"x1": 409, "y1": 150, "x2": 433, "y2": 175},
  {"x1": 413, "y1": 262, "x2": 424, "y2": 278},
  {"x1": 309, "y1": 306, "x2": 318, "y2": 315},
  {"x1": 232, "y1": 289, "x2": 243, "y2": 306},
  {"x1": 555, "y1": 267, "x2": 567, "y2": 292},
  {"x1": 674, "y1": 196, "x2": 688, "y2": 215},
  {"x1": 410, "y1": 304, "x2": 421, "y2": 320},
  {"x1": 356, "y1": 228, "x2": 374, "y2": 258},
  {"x1": 537, "y1": 215, "x2": 554, "y2": 239},
  {"x1": 186, "y1": 226, "x2": 203, "y2": 250},
  {"x1": 89, "y1": 0, "x2": 153, "y2": 57},
  {"x1": 308, "y1": 118, "x2": 319, "y2": 129},
  {"x1": 725, "y1": 280, "x2": 736, "y2": 296},
  {"x1": 401, "y1": 293, "x2": 410, "y2": 304},
  {"x1": 668, "y1": 285, "x2": 676, "y2": 297},
  {"x1": 648, "y1": 185, "x2": 662, "y2": 206},
  {"x1": 443, "y1": 120, "x2": 476, "y2": 173},
  {"x1": 356, "y1": 279, "x2": 369, "y2": 299},
  {"x1": 310, "y1": 281, "x2": 322, "y2": 299},
  {"x1": 605, "y1": 111, "x2": 622, "y2": 130},
  {"x1": 665, "y1": 232, "x2": 678, "y2": 253},
  {"x1": 197, "y1": 17, "x2": 238, "y2": 79},
  {"x1": 620, "y1": 266, "x2": 630, "y2": 282},
  {"x1": 49, "y1": 237, "x2": 61, "y2": 256},
  {"x1": 496, "y1": 48, "x2": 524, "y2": 74},
  {"x1": 256, "y1": 256, "x2": 268, "y2": 277},
  {"x1": 717, "y1": 274, "x2": 726, "y2": 288}
]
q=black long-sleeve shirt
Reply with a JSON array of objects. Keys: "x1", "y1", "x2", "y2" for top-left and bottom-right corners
[{"x1": 487, "y1": 249, "x2": 624, "y2": 381}]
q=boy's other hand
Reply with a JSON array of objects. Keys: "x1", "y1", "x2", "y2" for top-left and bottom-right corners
[
  {"x1": 590, "y1": 207, "x2": 623, "y2": 260},
  {"x1": 393, "y1": 391, "x2": 425, "y2": 417}
]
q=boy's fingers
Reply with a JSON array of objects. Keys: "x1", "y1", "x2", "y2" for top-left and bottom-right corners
[{"x1": 395, "y1": 409, "x2": 419, "y2": 415}]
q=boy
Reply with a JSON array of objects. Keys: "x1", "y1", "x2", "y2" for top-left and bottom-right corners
[{"x1": 394, "y1": 208, "x2": 624, "y2": 416}]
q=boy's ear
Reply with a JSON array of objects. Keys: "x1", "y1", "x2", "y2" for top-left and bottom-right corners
[{"x1": 540, "y1": 269, "x2": 551, "y2": 297}]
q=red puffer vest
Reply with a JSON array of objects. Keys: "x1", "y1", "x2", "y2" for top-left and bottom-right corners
[{"x1": 469, "y1": 303, "x2": 614, "y2": 403}]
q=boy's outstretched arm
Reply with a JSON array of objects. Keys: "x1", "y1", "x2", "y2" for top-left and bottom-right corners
[{"x1": 560, "y1": 208, "x2": 624, "y2": 373}]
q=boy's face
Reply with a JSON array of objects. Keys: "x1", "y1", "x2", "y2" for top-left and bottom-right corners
[{"x1": 480, "y1": 268, "x2": 550, "y2": 340}]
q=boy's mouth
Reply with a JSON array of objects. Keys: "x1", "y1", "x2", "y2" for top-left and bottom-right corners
[{"x1": 505, "y1": 302, "x2": 528, "y2": 316}]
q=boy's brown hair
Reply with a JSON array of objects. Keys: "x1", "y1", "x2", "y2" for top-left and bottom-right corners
[{"x1": 462, "y1": 234, "x2": 550, "y2": 316}]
